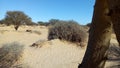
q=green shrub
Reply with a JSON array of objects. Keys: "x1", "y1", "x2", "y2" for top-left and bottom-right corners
[
  {"x1": 0, "y1": 42, "x2": 24, "y2": 68},
  {"x1": 48, "y1": 21, "x2": 87, "y2": 46}
]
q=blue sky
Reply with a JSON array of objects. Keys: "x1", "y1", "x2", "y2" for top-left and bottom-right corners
[{"x1": 0, "y1": 0, "x2": 95, "y2": 25}]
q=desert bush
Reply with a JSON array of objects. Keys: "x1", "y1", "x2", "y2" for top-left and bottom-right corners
[
  {"x1": 46, "y1": 19, "x2": 66, "y2": 27},
  {"x1": 26, "y1": 30, "x2": 41, "y2": 35},
  {"x1": 48, "y1": 19, "x2": 59, "y2": 26},
  {"x1": 26, "y1": 29, "x2": 32, "y2": 33},
  {"x1": 48, "y1": 21, "x2": 87, "y2": 46},
  {"x1": 31, "y1": 40, "x2": 47, "y2": 48},
  {"x1": 0, "y1": 42, "x2": 24, "y2": 68},
  {"x1": 107, "y1": 43, "x2": 120, "y2": 59},
  {"x1": 86, "y1": 23, "x2": 91, "y2": 27},
  {"x1": 37, "y1": 21, "x2": 48, "y2": 26},
  {"x1": 107, "y1": 43, "x2": 120, "y2": 68}
]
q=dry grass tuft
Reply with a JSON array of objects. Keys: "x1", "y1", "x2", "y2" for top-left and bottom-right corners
[{"x1": 0, "y1": 42, "x2": 24, "y2": 68}]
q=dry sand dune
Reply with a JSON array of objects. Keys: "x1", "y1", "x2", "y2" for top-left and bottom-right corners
[
  {"x1": 0, "y1": 25, "x2": 119, "y2": 68},
  {"x1": 22, "y1": 39, "x2": 85, "y2": 68}
]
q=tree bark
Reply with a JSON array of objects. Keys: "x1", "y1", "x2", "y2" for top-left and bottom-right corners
[
  {"x1": 107, "y1": 0, "x2": 120, "y2": 46},
  {"x1": 14, "y1": 25, "x2": 19, "y2": 31},
  {"x1": 78, "y1": 0, "x2": 112, "y2": 68}
]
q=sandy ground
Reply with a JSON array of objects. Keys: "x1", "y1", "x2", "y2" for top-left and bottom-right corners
[{"x1": 0, "y1": 25, "x2": 119, "y2": 68}]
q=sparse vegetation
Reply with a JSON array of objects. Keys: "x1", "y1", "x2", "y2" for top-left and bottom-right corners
[
  {"x1": 37, "y1": 21, "x2": 48, "y2": 26},
  {"x1": 48, "y1": 20, "x2": 87, "y2": 46},
  {"x1": 107, "y1": 43, "x2": 120, "y2": 68},
  {"x1": 86, "y1": 23, "x2": 91, "y2": 27},
  {"x1": 108, "y1": 43, "x2": 120, "y2": 59},
  {"x1": 26, "y1": 30, "x2": 41, "y2": 35},
  {"x1": 47, "y1": 19, "x2": 60, "y2": 26},
  {"x1": 30, "y1": 40, "x2": 49, "y2": 48},
  {"x1": 0, "y1": 42, "x2": 24, "y2": 68}
]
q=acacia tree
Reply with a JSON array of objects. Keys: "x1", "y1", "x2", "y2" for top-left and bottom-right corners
[
  {"x1": 79, "y1": 0, "x2": 120, "y2": 68},
  {"x1": 4, "y1": 11, "x2": 32, "y2": 30}
]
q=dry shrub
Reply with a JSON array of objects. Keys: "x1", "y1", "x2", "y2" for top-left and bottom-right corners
[
  {"x1": 26, "y1": 30, "x2": 32, "y2": 33},
  {"x1": 26, "y1": 30, "x2": 41, "y2": 35},
  {"x1": 12, "y1": 64, "x2": 30, "y2": 68},
  {"x1": 108, "y1": 43, "x2": 120, "y2": 59},
  {"x1": 107, "y1": 43, "x2": 120, "y2": 68},
  {"x1": 0, "y1": 42, "x2": 24, "y2": 68},
  {"x1": 86, "y1": 23, "x2": 92, "y2": 28},
  {"x1": 30, "y1": 39, "x2": 52, "y2": 48},
  {"x1": 48, "y1": 22, "x2": 87, "y2": 46}
]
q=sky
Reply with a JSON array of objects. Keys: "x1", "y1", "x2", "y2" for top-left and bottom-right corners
[{"x1": 0, "y1": 0, "x2": 95, "y2": 25}]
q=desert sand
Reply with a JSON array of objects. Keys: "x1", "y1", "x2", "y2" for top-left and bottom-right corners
[{"x1": 0, "y1": 25, "x2": 119, "y2": 68}]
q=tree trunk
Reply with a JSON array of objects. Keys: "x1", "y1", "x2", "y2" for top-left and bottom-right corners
[
  {"x1": 78, "y1": 0, "x2": 112, "y2": 68},
  {"x1": 14, "y1": 25, "x2": 19, "y2": 31},
  {"x1": 107, "y1": 0, "x2": 120, "y2": 46},
  {"x1": 14, "y1": 22, "x2": 20, "y2": 31}
]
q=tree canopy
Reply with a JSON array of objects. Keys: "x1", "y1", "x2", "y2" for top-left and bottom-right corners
[
  {"x1": 5, "y1": 11, "x2": 32, "y2": 25},
  {"x1": 3, "y1": 11, "x2": 33, "y2": 30}
]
